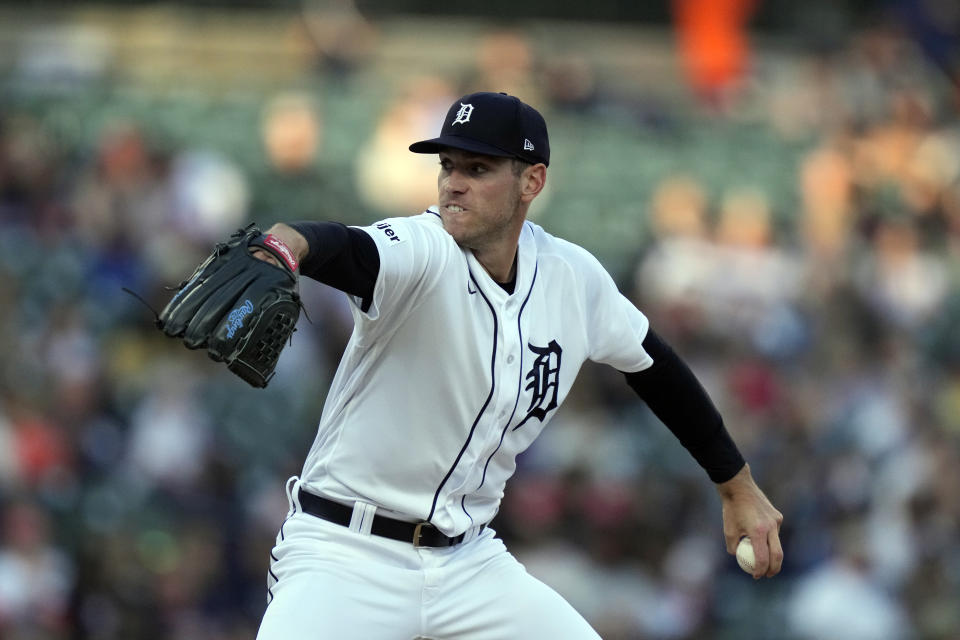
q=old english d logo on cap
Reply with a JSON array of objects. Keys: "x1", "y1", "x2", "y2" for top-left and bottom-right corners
[
  {"x1": 452, "y1": 102, "x2": 474, "y2": 125},
  {"x1": 408, "y1": 91, "x2": 550, "y2": 166}
]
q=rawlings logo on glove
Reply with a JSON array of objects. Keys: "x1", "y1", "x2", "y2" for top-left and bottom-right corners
[
  {"x1": 263, "y1": 235, "x2": 299, "y2": 271},
  {"x1": 226, "y1": 299, "x2": 255, "y2": 339},
  {"x1": 154, "y1": 224, "x2": 302, "y2": 388}
]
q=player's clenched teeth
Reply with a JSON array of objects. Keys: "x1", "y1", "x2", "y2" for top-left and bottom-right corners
[{"x1": 444, "y1": 204, "x2": 466, "y2": 213}]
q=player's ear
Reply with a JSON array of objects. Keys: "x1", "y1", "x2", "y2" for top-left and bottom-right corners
[{"x1": 519, "y1": 163, "x2": 546, "y2": 203}]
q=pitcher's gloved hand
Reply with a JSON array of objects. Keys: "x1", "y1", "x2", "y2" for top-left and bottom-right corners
[{"x1": 157, "y1": 224, "x2": 301, "y2": 388}]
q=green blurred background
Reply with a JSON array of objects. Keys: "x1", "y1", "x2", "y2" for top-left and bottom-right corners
[{"x1": 0, "y1": 1, "x2": 958, "y2": 638}]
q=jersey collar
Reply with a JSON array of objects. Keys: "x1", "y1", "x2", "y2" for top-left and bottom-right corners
[{"x1": 465, "y1": 221, "x2": 538, "y2": 305}]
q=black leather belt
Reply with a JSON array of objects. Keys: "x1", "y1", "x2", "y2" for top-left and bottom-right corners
[{"x1": 297, "y1": 488, "x2": 483, "y2": 548}]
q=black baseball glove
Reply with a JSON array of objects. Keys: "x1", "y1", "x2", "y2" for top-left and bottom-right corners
[{"x1": 156, "y1": 224, "x2": 302, "y2": 388}]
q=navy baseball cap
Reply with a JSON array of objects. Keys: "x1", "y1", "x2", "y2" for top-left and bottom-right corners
[{"x1": 409, "y1": 91, "x2": 550, "y2": 166}]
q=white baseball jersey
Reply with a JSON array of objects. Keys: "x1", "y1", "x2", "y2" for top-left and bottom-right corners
[{"x1": 299, "y1": 207, "x2": 653, "y2": 536}]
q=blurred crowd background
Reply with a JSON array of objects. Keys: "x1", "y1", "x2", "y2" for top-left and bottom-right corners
[{"x1": 1, "y1": 1, "x2": 959, "y2": 638}]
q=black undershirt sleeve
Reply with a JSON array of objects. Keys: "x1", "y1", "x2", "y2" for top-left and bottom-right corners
[
  {"x1": 287, "y1": 221, "x2": 380, "y2": 311},
  {"x1": 623, "y1": 328, "x2": 745, "y2": 484}
]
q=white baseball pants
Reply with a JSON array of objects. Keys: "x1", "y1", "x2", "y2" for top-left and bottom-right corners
[{"x1": 256, "y1": 478, "x2": 601, "y2": 640}]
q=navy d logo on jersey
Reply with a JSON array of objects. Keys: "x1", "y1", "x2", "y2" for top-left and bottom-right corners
[{"x1": 514, "y1": 340, "x2": 562, "y2": 430}]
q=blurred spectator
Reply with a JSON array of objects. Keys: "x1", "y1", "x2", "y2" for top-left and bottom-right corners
[
  {"x1": 169, "y1": 150, "x2": 249, "y2": 242},
  {"x1": 798, "y1": 137, "x2": 856, "y2": 267},
  {"x1": 72, "y1": 120, "x2": 169, "y2": 250},
  {"x1": 261, "y1": 93, "x2": 323, "y2": 176},
  {"x1": 355, "y1": 75, "x2": 457, "y2": 215},
  {"x1": 123, "y1": 363, "x2": 212, "y2": 496},
  {"x1": 298, "y1": 0, "x2": 379, "y2": 79},
  {"x1": 636, "y1": 176, "x2": 806, "y2": 355},
  {"x1": 633, "y1": 173, "x2": 713, "y2": 334},
  {"x1": 672, "y1": 0, "x2": 759, "y2": 112},
  {"x1": 0, "y1": 7, "x2": 958, "y2": 639},
  {"x1": 463, "y1": 29, "x2": 541, "y2": 103},
  {"x1": 3, "y1": 395, "x2": 72, "y2": 490},
  {"x1": 853, "y1": 215, "x2": 949, "y2": 330},
  {"x1": 786, "y1": 522, "x2": 910, "y2": 640},
  {"x1": 251, "y1": 89, "x2": 369, "y2": 227},
  {"x1": 0, "y1": 500, "x2": 74, "y2": 635},
  {"x1": 542, "y1": 54, "x2": 600, "y2": 114}
]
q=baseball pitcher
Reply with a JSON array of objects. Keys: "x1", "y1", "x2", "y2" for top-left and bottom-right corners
[{"x1": 166, "y1": 91, "x2": 784, "y2": 639}]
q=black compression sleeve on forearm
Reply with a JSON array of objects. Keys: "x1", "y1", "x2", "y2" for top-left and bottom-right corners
[
  {"x1": 287, "y1": 221, "x2": 380, "y2": 306},
  {"x1": 623, "y1": 329, "x2": 745, "y2": 483}
]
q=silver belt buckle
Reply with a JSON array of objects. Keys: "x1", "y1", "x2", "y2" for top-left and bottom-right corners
[{"x1": 412, "y1": 522, "x2": 430, "y2": 547}]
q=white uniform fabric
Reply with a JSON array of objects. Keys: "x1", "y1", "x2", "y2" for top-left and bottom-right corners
[
  {"x1": 258, "y1": 478, "x2": 601, "y2": 640},
  {"x1": 259, "y1": 209, "x2": 653, "y2": 638},
  {"x1": 299, "y1": 209, "x2": 652, "y2": 534}
]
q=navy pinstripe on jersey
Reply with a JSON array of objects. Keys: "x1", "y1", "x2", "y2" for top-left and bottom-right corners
[{"x1": 428, "y1": 268, "x2": 498, "y2": 523}]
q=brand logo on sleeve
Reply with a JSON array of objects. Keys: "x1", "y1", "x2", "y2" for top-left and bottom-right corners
[
  {"x1": 375, "y1": 222, "x2": 403, "y2": 244},
  {"x1": 226, "y1": 299, "x2": 254, "y2": 338}
]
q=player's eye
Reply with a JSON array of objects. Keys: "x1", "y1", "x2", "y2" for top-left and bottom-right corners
[{"x1": 471, "y1": 164, "x2": 488, "y2": 175}]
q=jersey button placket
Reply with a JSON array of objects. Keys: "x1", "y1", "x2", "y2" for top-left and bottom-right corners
[{"x1": 495, "y1": 304, "x2": 523, "y2": 426}]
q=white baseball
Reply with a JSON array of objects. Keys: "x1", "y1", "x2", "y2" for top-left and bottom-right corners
[{"x1": 736, "y1": 537, "x2": 756, "y2": 574}]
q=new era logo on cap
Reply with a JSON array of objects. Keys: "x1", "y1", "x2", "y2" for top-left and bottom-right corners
[{"x1": 409, "y1": 92, "x2": 550, "y2": 166}]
